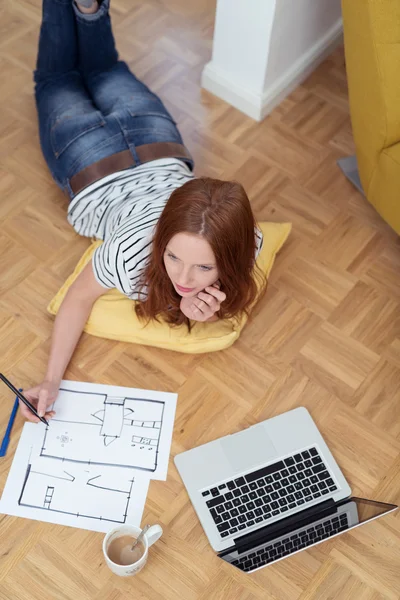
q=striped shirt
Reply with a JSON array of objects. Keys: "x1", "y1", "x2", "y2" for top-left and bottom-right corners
[{"x1": 67, "y1": 158, "x2": 263, "y2": 300}]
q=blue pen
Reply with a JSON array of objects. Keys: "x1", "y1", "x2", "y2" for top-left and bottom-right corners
[{"x1": 0, "y1": 393, "x2": 20, "y2": 457}]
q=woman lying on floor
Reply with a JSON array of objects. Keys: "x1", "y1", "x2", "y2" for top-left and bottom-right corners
[{"x1": 22, "y1": 0, "x2": 264, "y2": 421}]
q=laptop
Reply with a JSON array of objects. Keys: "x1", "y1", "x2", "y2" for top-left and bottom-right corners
[{"x1": 174, "y1": 407, "x2": 398, "y2": 573}]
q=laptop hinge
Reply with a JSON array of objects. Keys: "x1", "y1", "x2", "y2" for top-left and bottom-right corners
[{"x1": 220, "y1": 499, "x2": 336, "y2": 557}]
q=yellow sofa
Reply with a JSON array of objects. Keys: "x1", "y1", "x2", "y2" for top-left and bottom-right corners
[{"x1": 342, "y1": 0, "x2": 400, "y2": 234}]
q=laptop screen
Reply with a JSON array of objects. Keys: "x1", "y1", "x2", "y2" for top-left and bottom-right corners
[{"x1": 218, "y1": 497, "x2": 398, "y2": 573}]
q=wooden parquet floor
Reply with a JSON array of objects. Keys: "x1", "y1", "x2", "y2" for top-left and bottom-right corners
[{"x1": 0, "y1": 1, "x2": 399, "y2": 599}]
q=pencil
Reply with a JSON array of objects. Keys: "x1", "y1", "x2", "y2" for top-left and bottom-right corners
[{"x1": 0, "y1": 373, "x2": 49, "y2": 426}]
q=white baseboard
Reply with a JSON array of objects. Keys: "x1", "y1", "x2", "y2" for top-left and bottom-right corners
[{"x1": 201, "y1": 18, "x2": 343, "y2": 122}]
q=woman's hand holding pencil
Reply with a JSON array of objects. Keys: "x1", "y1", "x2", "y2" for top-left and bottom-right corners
[{"x1": 21, "y1": 380, "x2": 58, "y2": 423}]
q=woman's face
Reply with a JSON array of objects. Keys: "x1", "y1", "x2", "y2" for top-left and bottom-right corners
[{"x1": 164, "y1": 232, "x2": 219, "y2": 297}]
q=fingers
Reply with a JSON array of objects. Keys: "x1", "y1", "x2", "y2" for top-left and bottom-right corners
[
  {"x1": 189, "y1": 301, "x2": 203, "y2": 315},
  {"x1": 192, "y1": 296, "x2": 214, "y2": 316},
  {"x1": 184, "y1": 299, "x2": 205, "y2": 320},
  {"x1": 205, "y1": 286, "x2": 226, "y2": 303},
  {"x1": 21, "y1": 382, "x2": 58, "y2": 421},
  {"x1": 19, "y1": 399, "x2": 40, "y2": 423},
  {"x1": 196, "y1": 287, "x2": 226, "y2": 310},
  {"x1": 180, "y1": 287, "x2": 225, "y2": 322},
  {"x1": 190, "y1": 296, "x2": 216, "y2": 322},
  {"x1": 197, "y1": 292, "x2": 218, "y2": 311},
  {"x1": 191, "y1": 286, "x2": 226, "y2": 321},
  {"x1": 37, "y1": 388, "x2": 51, "y2": 418},
  {"x1": 19, "y1": 400, "x2": 56, "y2": 423}
]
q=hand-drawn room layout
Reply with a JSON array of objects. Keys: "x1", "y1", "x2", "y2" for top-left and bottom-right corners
[
  {"x1": 19, "y1": 458, "x2": 137, "y2": 524},
  {"x1": 42, "y1": 387, "x2": 165, "y2": 472},
  {"x1": 0, "y1": 381, "x2": 177, "y2": 532},
  {"x1": 0, "y1": 422, "x2": 150, "y2": 533}
]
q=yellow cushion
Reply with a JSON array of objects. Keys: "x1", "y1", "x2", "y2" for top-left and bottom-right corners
[{"x1": 47, "y1": 222, "x2": 291, "y2": 354}]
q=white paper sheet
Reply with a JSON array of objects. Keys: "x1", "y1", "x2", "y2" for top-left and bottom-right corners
[
  {"x1": 0, "y1": 381, "x2": 178, "y2": 533},
  {"x1": 38, "y1": 380, "x2": 177, "y2": 480},
  {"x1": 0, "y1": 425, "x2": 149, "y2": 532}
]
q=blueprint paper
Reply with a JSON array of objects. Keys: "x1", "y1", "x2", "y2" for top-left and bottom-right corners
[
  {"x1": 0, "y1": 425, "x2": 149, "y2": 532},
  {"x1": 0, "y1": 381, "x2": 178, "y2": 533}
]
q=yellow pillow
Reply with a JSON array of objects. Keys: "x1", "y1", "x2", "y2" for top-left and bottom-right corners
[{"x1": 47, "y1": 222, "x2": 291, "y2": 353}]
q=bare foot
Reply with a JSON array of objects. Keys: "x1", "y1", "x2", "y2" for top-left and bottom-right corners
[{"x1": 75, "y1": 0, "x2": 99, "y2": 14}]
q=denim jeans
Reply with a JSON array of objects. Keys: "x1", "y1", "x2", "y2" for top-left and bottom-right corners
[{"x1": 34, "y1": 0, "x2": 193, "y2": 198}]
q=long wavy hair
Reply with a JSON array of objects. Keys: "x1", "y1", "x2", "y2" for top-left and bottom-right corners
[{"x1": 135, "y1": 177, "x2": 266, "y2": 328}]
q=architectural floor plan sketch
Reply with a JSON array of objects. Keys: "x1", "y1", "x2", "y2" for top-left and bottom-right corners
[
  {"x1": 0, "y1": 425, "x2": 150, "y2": 532},
  {"x1": 20, "y1": 458, "x2": 135, "y2": 523},
  {"x1": 41, "y1": 380, "x2": 177, "y2": 479},
  {"x1": 42, "y1": 389, "x2": 164, "y2": 471},
  {"x1": 0, "y1": 381, "x2": 178, "y2": 532}
]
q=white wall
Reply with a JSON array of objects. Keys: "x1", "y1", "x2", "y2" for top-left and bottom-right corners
[
  {"x1": 210, "y1": 0, "x2": 276, "y2": 95},
  {"x1": 202, "y1": 0, "x2": 342, "y2": 121},
  {"x1": 265, "y1": 0, "x2": 342, "y2": 88}
]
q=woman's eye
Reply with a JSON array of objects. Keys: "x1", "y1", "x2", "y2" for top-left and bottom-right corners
[
  {"x1": 199, "y1": 265, "x2": 212, "y2": 272},
  {"x1": 168, "y1": 253, "x2": 178, "y2": 261}
]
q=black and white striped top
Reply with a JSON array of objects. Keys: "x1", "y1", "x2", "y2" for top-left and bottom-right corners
[{"x1": 67, "y1": 158, "x2": 263, "y2": 300}]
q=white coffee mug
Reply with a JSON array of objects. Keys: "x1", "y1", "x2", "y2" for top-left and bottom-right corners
[{"x1": 103, "y1": 524, "x2": 163, "y2": 577}]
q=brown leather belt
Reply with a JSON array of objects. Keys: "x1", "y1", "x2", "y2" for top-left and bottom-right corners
[{"x1": 69, "y1": 142, "x2": 193, "y2": 196}]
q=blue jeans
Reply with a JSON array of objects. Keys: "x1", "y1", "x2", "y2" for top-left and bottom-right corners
[{"x1": 35, "y1": 0, "x2": 193, "y2": 198}]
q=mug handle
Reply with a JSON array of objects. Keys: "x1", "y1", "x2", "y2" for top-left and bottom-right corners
[{"x1": 144, "y1": 524, "x2": 163, "y2": 547}]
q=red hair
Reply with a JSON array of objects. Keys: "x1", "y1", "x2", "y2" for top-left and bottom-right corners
[{"x1": 135, "y1": 177, "x2": 266, "y2": 328}]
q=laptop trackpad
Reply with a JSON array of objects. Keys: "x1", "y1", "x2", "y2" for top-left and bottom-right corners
[{"x1": 220, "y1": 424, "x2": 277, "y2": 474}]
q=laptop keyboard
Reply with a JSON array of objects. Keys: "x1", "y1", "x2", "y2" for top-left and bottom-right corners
[
  {"x1": 232, "y1": 512, "x2": 349, "y2": 572},
  {"x1": 201, "y1": 446, "x2": 338, "y2": 538}
]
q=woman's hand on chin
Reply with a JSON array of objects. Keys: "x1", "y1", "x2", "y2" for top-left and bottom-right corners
[{"x1": 179, "y1": 284, "x2": 226, "y2": 322}]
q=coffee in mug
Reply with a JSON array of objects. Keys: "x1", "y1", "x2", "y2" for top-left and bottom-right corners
[
  {"x1": 103, "y1": 524, "x2": 163, "y2": 577},
  {"x1": 107, "y1": 535, "x2": 145, "y2": 565}
]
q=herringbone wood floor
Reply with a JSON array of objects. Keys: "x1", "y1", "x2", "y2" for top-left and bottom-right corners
[{"x1": 0, "y1": 1, "x2": 399, "y2": 599}]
